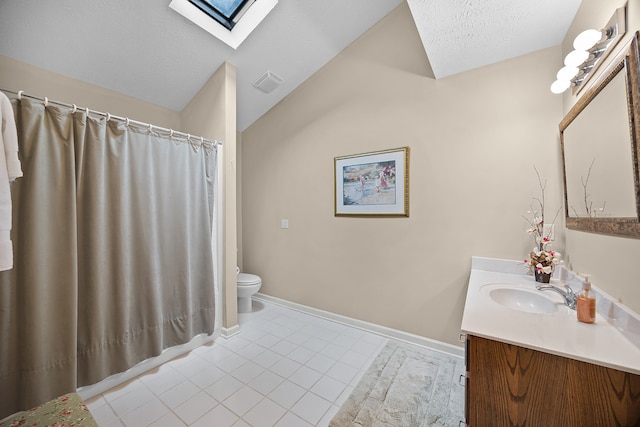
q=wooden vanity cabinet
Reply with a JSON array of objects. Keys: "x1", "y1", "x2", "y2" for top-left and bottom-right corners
[{"x1": 464, "y1": 334, "x2": 640, "y2": 427}]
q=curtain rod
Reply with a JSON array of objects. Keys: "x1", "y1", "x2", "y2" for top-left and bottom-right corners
[{"x1": 0, "y1": 87, "x2": 222, "y2": 147}]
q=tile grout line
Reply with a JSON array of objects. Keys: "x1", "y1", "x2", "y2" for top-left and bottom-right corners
[{"x1": 94, "y1": 300, "x2": 422, "y2": 427}]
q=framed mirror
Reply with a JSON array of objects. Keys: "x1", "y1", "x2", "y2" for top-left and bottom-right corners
[{"x1": 560, "y1": 31, "x2": 640, "y2": 238}]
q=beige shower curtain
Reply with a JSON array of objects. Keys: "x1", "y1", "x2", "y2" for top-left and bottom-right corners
[{"x1": 0, "y1": 98, "x2": 217, "y2": 418}]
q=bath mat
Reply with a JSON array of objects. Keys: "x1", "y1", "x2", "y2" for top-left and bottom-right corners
[{"x1": 330, "y1": 340, "x2": 465, "y2": 427}]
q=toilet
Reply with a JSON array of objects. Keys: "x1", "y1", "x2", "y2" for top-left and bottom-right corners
[{"x1": 236, "y1": 267, "x2": 262, "y2": 313}]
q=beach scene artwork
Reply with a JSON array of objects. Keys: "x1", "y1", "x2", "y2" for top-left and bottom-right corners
[
  {"x1": 342, "y1": 160, "x2": 396, "y2": 206},
  {"x1": 334, "y1": 147, "x2": 408, "y2": 216}
]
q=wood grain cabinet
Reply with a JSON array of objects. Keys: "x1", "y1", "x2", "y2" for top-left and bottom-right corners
[{"x1": 464, "y1": 334, "x2": 640, "y2": 427}]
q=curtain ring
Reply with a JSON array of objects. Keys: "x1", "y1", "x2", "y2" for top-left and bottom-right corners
[
  {"x1": 44, "y1": 97, "x2": 48, "y2": 107},
  {"x1": 169, "y1": 129, "x2": 174, "y2": 137},
  {"x1": 200, "y1": 136, "x2": 204, "y2": 144},
  {"x1": 17, "y1": 90, "x2": 23, "y2": 100},
  {"x1": 71, "y1": 104, "x2": 77, "y2": 113},
  {"x1": 187, "y1": 133, "x2": 191, "y2": 141},
  {"x1": 86, "y1": 107, "x2": 90, "y2": 117},
  {"x1": 125, "y1": 118, "x2": 130, "y2": 126},
  {"x1": 149, "y1": 123, "x2": 153, "y2": 132},
  {"x1": 106, "y1": 113, "x2": 111, "y2": 122}
]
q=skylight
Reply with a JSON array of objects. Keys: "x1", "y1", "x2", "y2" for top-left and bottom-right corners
[
  {"x1": 169, "y1": 0, "x2": 278, "y2": 49},
  {"x1": 209, "y1": 0, "x2": 244, "y2": 17},
  {"x1": 188, "y1": 0, "x2": 254, "y2": 30}
]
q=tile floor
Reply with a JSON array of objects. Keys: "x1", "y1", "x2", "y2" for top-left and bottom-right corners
[{"x1": 84, "y1": 300, "x2": 453, "y2": 426}]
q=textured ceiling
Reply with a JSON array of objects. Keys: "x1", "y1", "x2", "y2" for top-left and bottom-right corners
[
  {"x1": 0, "y1": 1, "x2": 580, "y2": 131},
  {"x1": 407, "y1": 0, "x2": 582, "y2": 79}
]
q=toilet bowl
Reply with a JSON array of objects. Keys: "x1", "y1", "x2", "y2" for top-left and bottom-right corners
[{"x1": 236, "y1": 268, "x2": 262, "y2": 313}]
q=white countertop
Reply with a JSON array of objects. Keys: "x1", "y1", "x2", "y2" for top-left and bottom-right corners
[{"x1": 461, "y1": 257, "x2": 640, "y2": 375}]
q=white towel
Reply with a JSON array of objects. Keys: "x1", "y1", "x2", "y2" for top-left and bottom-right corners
[{"x1": 0, "y1": 92, "x2": 23, "y2": 271}]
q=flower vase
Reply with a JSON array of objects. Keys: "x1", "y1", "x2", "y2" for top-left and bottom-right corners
[{"x1": 534, "y1": 269, "x2": 551, "y2": 283}]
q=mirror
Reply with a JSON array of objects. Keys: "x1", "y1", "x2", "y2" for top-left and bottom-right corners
[{"x1": 560, "y1": 32, "x2": 640, "y2": 238}]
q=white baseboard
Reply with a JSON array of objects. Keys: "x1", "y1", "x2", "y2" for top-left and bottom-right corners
[
  {"x1": 77, "y1": 332, "x2": 218, "y2": 401},
  {"x1": 221, "y1": 324, "x2": 241, "y2": 339},
  {"x1": 253, "y1": 293, "x2": 465, "y2": 359}
]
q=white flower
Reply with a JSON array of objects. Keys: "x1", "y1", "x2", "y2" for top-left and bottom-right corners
[{"x1": 534, "y1": 263, "x2": 553, "y2": 274}]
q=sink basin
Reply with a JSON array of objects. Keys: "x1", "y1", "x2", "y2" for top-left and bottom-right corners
[{"x1": 486, "y1": 285, "x2": 559, "y2": 314}]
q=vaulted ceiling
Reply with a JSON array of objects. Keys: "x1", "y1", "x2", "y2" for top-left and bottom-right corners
[{"x1": 0, "y1": 0, "x2": 581, "y2": 131}]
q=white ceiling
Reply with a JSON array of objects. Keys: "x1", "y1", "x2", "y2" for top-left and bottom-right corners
[
  {"x1": 406, "y1": 0, "x2": 582, "y2": 79},
  {"x1": 0, "y1": 0, "x2": 581, "y2": 131}
]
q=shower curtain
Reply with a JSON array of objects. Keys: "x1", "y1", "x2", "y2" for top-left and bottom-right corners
[{"x1": 0, "y1": 98, "x2": 217, "y2": 418}]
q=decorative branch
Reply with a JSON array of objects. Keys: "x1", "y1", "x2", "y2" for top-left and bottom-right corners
[
  {"x1": 523, "y1": 166, "x2": 561, "y2": 274},
  {"x1": 534, "y1": 165, "x2": 546, "y2": 225},
  {"x1": 582, "y1": 158, "x2": 595, "y2": 216},
  {"x1": 569, "y1": 158, "x2": 606, "y2": 217}
]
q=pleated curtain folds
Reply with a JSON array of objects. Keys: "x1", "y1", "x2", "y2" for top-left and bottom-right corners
[{"x1": 0, "y1": 98, "x2": 217, "y2": 419}]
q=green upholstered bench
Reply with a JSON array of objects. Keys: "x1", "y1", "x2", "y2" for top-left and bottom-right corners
[{"x1": 0, "y1": 392, "x2": 98, "y2": 427}]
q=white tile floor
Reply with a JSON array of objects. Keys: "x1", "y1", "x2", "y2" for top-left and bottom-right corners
[{"x1": 85, "y1": 300, "x2": 393, "y2": 426}]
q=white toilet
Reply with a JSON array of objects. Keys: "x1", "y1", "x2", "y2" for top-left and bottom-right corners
[{"x1": 236, "y1": 267, "x2": 262, "y2": 313}]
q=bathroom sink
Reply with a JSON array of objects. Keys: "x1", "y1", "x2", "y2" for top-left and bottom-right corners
[{"x1": 484, "y1": 285, "x2": 559, "y2": 314}]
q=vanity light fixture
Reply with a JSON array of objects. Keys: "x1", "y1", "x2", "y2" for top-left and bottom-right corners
[
  {"x1": 550, "y1": 7, "x2": 626, "y2": 94},
  {"x1": 573, "y1": 29, "x2": 605, "y2": 51},
  {"x1": 563, "y1": 49, "x2": 590, "y2": 68}
]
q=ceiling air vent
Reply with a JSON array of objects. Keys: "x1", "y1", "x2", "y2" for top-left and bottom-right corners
[{"x1": 252, "y1": 71, "x2": 283, "y2": 94}]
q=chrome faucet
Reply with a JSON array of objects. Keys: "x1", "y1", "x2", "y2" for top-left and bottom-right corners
[{"x1": 536, "y1": 284, "x2": 577, "y2": 310}]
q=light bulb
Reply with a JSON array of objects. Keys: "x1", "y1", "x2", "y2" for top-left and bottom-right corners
[
  {"x1": 564, "y1": 50, "x2": 590, "y2": 67},
  {"x1": 573, "y1": 29, "x2": 602, "y2": 51},
  {"x1": 556, "y1": 66, "x2": 579, "y2": 81},
  {"x1": 550, "y1": 80, "x2": 571, "y2": 94}
]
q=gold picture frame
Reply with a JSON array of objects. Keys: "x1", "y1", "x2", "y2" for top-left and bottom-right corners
[{"x1": 334, "y1": 147, "x2": 410, "y2": 217}]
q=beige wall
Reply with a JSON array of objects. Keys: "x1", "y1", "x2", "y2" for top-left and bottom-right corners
[
  {"x1": 181, "y1": 62, "x2": 239, "y2": 331},
  {"x1": 561, "y1": 0, "x2": 640, "y2": 313},
  {"x1": 240, "y1": 3, "x2": 564, "y2": 346},
  {"x1": 0, "y1": 54, "x2": 181, "y2": 129},
  {"x1": 6, "y1": 0, "x2": 636, "y2": 348},
  {"x1": 237, "y1": 131, "x2": 244, "y2": 271}
]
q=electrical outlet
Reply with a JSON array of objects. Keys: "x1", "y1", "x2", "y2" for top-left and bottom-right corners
[{"x1": 543, "y1": 224, "x2": 555, "y2": 240}]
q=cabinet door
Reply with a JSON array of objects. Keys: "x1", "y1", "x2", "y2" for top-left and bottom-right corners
[
  {"x1": 467, "y1": 335, "x2": 640, "y2": 427},
  {"x1": 467, "y1": 335, "x2": 566, "y2": 426},
  {"x1": 464, "y1": 336, "x2": 469, "y2": 426}
]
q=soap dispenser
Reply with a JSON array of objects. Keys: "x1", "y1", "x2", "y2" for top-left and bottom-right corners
[{"x1": 577, "y1": 275, "x2": 596, "y2": 324}]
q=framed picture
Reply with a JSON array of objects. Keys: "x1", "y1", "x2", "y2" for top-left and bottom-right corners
[{"x1": 334, "y1": 147, "x2": 409, "y2": 216}]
